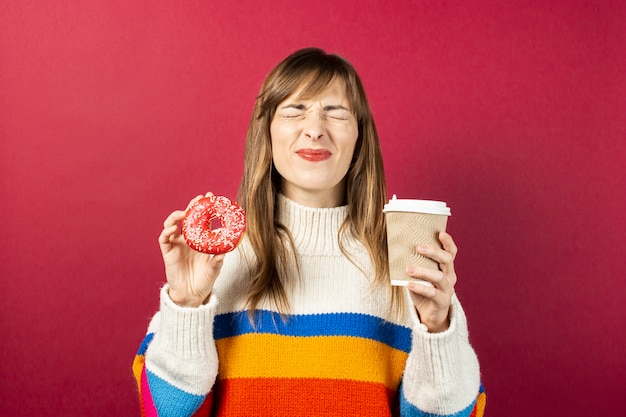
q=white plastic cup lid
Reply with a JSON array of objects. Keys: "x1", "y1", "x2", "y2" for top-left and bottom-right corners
[{"x1": 383, "y1": 194, "x2": 451, "y2": 216}]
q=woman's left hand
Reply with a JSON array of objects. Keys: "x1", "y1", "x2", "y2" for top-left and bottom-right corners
[{"x1": 406, "y1": 231, "x2": 458, "y2": 333}]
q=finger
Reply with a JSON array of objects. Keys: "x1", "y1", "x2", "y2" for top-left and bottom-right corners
[
  {"x1": 437, "y1": 232, "x2": 458, "y2": 280},
  {"x1": 407, "y1": 279, "x2": 453, "y2": 319},
  {"x1": 406, "y1": 266, "x2": 452, "y2": 291},
  {"x1": 407, "y1": 280, "x2": 437, "y2": 299},
  {"x1": 158, "y1": 225, "x2": 180, "y2": 257},
  {"x1": 208, "y1": 253, "x2": 225, "y2": 270},
  {"x1": 417, "y1": 244, "x2": 454, "y2": 269},
  {"x1": 439, "y1": 232, "x2": 458, "y2": 259},
  {"x1": 186, "y1": 195, "x2": 206, "y2": 211},
  {"x1": 163, "y1": 210, "x2": 187, "y2": 228},
  {"x1": 412, "y1": 248, "x2": 457, "y2": 288},
  {"x1": 159, "y1": 224, "x2": 180, "y2": 244}
]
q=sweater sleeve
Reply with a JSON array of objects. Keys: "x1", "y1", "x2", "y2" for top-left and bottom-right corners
[
  {"x1": 132, "y1": 285, "x2": 219, "y2": 417},
  {"x1": 399, "y1": 291, "x2": 486, "y2": 417}
]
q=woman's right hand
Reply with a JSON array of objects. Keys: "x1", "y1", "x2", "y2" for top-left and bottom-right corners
[{"x1": 158, "y1": 193, "x2": 225, "y2": 307}]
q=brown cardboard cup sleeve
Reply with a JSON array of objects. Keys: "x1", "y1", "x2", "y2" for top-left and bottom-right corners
[{"x1": 384, "y1": 195, "x2": 451, "y2": 286}]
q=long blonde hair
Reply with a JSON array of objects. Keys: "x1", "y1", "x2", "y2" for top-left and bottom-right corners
[{"x1": 237, "y1": 48, "x2": 394, "y2": 314}]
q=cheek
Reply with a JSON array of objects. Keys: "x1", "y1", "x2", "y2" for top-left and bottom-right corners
[
  {"x1": 339, "y1": 130, "x2": 359, "y2": 161},
  {"x1": 269, "y1": 124, "x2": 285, "y2": 154},
  {"x1": 270, "y1": 126, "x2": 292, "y2": 172},
  {"x1": 270, "y1": 136, "x2": 288, "y2": 158},
  {"x1": 270, "y1": 119, "x2": 295, "y2": 145}
]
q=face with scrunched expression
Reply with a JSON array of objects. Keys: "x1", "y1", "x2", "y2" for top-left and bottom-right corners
[{"x1": 270, "y1": 78, "x2": 358, "y2": 208}]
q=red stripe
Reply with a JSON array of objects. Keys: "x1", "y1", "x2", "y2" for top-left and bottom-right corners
[
  {"x1": 191, "y1": 391, "x2": 213, "y2": 417},
  {"x1": 211, "y1": 377, "x2": 398, "y2": 417}
]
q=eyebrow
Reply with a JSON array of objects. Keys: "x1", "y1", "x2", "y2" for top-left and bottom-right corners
[
  {"x1": 322, "y1": 105, "x2": 351, "y2": 112},
  {"x1": 279, "y1": 103, "x2": 307, "y2": 110}
]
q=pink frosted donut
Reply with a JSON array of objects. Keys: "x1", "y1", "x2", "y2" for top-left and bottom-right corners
[{"x1": 182, "y1": 195, "x2": 246, "y2": 255}]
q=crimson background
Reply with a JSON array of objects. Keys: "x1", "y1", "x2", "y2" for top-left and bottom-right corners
[{"x1": 1, "y1": 1, "x2": 624, "y2": 416}]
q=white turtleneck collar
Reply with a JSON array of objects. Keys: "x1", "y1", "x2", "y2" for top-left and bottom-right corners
[{"x1": 276, "y1": 194, "x2": 351, "y2": 256}]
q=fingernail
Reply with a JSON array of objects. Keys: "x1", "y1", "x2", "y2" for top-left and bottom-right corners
[
  {"x1": 418, "y1": 245, "x2": 429, "y2": 253},
  {"x1": 406, "y1": 266, "x2": 415, "y2": 274}
]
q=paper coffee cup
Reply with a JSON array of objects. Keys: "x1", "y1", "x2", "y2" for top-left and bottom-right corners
[{"x1": 383, "y1": 195, "x2": 451, "y2": 286}]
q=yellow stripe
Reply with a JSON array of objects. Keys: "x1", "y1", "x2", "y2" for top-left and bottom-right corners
[{"x1": 216, "y1": 333, "x2": 407, "y2": 389}]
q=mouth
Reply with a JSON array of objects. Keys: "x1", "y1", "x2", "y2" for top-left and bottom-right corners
[{"x1": 296, "y1": 148, "x2": 332, "y2": 162}]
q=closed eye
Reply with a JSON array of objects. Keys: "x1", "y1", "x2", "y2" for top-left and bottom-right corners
[
  {"x1": 277, "y1": 103, "x2": 352, "y2": 120},
  {"x1": 325, "y1": 109, "x2": 352, "y2": 121},
  {"x1": 278, "y1": 103, "x2": 306, "y2": 118},
  {"x1": 280, "y1": 111, "x2": 305, "y2": 119},
  {"x1": 320, "y1": 104, "x2": 351, "y2": 120},
  {"x1": 327, "y1": 112, "x2": 350, "y2": 120}
]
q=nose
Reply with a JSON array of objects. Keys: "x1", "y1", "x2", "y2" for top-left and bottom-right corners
[{"x1": 304, "y1": 115, "x2": 325, "y2": 141}]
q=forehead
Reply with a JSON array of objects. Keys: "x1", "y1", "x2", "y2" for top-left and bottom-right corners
[{"x1": 286, "y1": 77, "x2": 351, "y2": 104}]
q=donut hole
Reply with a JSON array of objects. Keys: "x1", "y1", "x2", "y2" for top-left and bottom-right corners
[{"x1": 210, "y1": 217, "x2": 222, "y2": 231}]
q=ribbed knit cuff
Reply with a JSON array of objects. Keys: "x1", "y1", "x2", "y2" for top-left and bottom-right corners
[
  {"x1": 409, "y1": 313, "x2": 462, "y2": 383},
  {"x1": 406, "y1": 291, "x2": 462, "y2": 378},
  {"x1": 157, "y1": 285, "x2": 218, "y2": 360},
  {"x1": 403, "y1": 292, "x2": 480, "y2": 414},
  {"x1": 143, "y1": 285, "x2": 220, "y2": 395}
]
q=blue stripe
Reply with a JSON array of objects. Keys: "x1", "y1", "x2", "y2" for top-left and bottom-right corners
[
  {"x1": 136, "y1": 332, "x2": 155, "y2": 356},
  {"x1": 213, "y1": 310, "x2": 412, "y2": 353},
  {"x1": 146, "y1": 369, "x2": 206, "y2": 417}
]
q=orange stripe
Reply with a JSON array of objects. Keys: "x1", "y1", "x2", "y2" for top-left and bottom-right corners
[
  {"x1": 132, "y1": 355, "x2": 146, "y2": 417},
  {"x1": 471, "y1": 392, "x2": 487, "y2": 417},
  {"x1": 132, "y1": 354, "x2": 145, "y2": 392},
  {"x1": 212, "y1": 377, "x2": 397, "y2": 417},
  {"x1": 215, "y1": 333, "x2": 407, "y2": 389}
]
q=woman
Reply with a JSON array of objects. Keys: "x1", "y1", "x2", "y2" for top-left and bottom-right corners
[{"x1": 133, "y1": 47, "x2": 485, "y2": 417}]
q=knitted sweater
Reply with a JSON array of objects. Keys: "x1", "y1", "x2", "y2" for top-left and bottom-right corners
[{"x1": 133, "y1": 195, "x2": 486, "y2": 417}]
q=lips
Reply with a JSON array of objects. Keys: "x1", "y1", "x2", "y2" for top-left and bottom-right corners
[{"x1": 296, "y1": 148, "x2": 332, "y2": 162}]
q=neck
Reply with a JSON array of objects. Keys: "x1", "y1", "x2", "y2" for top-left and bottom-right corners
[{"x1": 280, "y1": 180, "x2": 346, "y2": 208}]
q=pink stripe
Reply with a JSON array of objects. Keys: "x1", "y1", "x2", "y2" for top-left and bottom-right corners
[{"x1": 141, "y1": 366, "x2": 159, "y2": 417}]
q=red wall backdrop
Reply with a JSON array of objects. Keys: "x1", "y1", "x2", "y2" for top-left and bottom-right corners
[{"x1": 1, "y1": 1, "x2": 624, "y2": 416}]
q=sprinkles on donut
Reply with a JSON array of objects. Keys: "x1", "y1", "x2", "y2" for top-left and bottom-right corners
[{"x1": 182, "y1": 195, "x2": 246, "y2": 255}]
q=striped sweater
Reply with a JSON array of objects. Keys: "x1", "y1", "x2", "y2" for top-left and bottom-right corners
[{"x1": 133, "y1": 195, "x2": 486, "y2": 417}]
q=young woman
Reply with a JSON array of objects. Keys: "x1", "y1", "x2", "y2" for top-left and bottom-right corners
[{"x1": 133, "y1": 47, "x2": 485, "y2": 417}]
